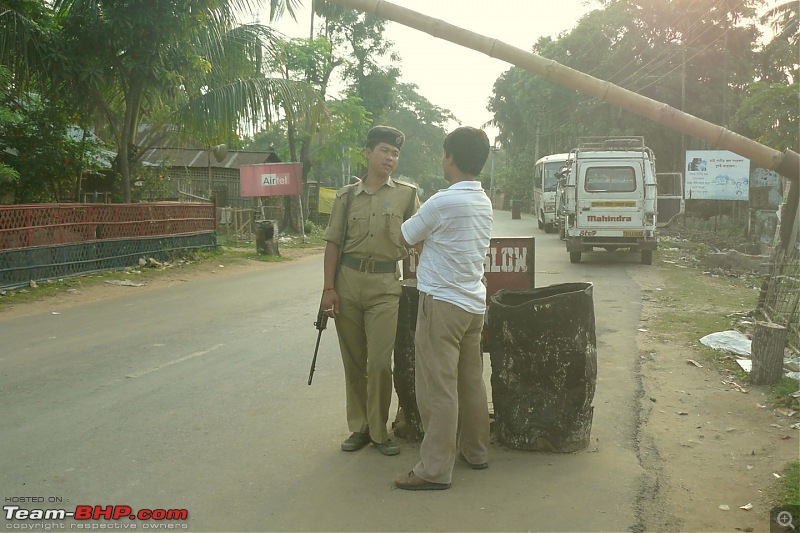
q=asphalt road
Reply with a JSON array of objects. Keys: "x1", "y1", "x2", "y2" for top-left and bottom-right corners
[{"x1": 1, "y1": 210, "x2": 651, "y2": 532}]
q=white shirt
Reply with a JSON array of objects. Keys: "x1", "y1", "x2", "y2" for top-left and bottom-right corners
[{"x1": 401, "y1": 181, "x2": 493, "y2": 314}]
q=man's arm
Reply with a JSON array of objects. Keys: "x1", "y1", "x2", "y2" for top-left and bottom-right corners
[
  {"x1": 399, "y1": 232, "x2": 423, "y2": 254},
  {"x1": 401, "y1": 193, "x2": 437, "y2": 248}
]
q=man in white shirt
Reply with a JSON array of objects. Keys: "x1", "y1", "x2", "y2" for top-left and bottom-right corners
[{"x1": 394, "y1": 126, "x2": 493, "y2": 491}]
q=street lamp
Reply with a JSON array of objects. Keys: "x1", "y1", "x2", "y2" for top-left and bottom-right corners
[{"x1": 489, "y1": 140, "x2": 500, "y2": 208}]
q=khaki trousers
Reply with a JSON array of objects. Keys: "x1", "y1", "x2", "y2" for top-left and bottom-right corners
[
  {"x1": 413, "y1": 292, "x2": 490, "y2": 484},
  {"x1": 333, "y1": 265, "x2": 401, "y2": 444}
]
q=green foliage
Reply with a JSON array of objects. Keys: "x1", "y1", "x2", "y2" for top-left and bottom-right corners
[
  {"x1": 776, "y1": 461, "x2": 800, "y2": 506},
  {"x1": 310, "y1": 95, "x2": 370, "y2": 188},
  {"x1": 247, "y1": 17, "x2": 456, "y2": 202},
  {"x1": 272, "y1": 36, "x2": 340, "y2": 90},
  {"x1": 245, "y1": 127, "x2": 291, "y2": 160},
  {"x1": 761, "y1": 1, "x2": 799, "y2": 46},
  {"x1": 492, "y1": 149, "x2": 535, "y2": 205},
  {"x1": 0, "y1": 0, "x2": 55, "y2": 91},
  {"x1": 489, "y1": 0, "x2": 781, "y2": 193},
  {"x1": 735, "y1": 81, "x2": 799, "y2": 151},
  {"x1": 0, "y1": 85, "x2": 108, "y2": 202},
  {"x1": 32, "y1": 0, "x2": 322, "y2": 202},
  {"x1": 0, "y1": 67, "x2": 20, "y2": 191},
  {"x1": 304, "y1": 219, "x2": 323, "y2": 236},
  {"x1": 320, "y1": 7, "x2": 399, "y2": 123},
  {"x1": 661, "y1": 219, "x2": 754, "y2": 257},
  {"x1": 385, "y1": 83, "x2": 454, "y2": 198},
  {"x1": 132, "y1": 166, "x2": 173, "y2": 202}
]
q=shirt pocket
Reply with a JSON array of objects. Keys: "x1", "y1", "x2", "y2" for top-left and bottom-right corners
[
  {"x1": 384, "y1": 208, "x2": 404, "y2": 247},
  {"x1": 349, "y1": 213, "x2": 370, "y2": 241}
]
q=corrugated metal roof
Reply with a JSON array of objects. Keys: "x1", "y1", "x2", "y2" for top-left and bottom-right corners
[{"x1": 139, "y1": 148, "x2": 281, "y2": 169}]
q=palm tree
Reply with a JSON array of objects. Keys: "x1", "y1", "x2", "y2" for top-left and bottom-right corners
[
  {"x1": 0, "y1": 0, "x2": 54, "y2": 91},
  {"x1": 761, "y1": 1, "x2": 800, "y2": 45},
  {"x1": 44, "y1": 0, "x2": 320, "y2": 202}
]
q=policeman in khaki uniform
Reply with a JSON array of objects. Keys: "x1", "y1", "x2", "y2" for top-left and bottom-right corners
[{"x1": 321, "y1": 126, "x2": 419, "y2": 456}]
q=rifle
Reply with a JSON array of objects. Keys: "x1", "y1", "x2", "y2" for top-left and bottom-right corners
[
  {"x1": 307, "y1": 306, "x2": 328, "y2": 385},
  {"x1": 307, "y1": 185, "x2": 355, "y2": 386}
]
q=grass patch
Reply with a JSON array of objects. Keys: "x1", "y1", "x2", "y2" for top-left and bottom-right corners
[
  {"x1": 1, "y1": 276, "x2": 88, "y2": 306},
  {"x1": 218, "y1": 246, "x2": 290, "y2": 263},
  {"x1": 648, "y1": 258, "x2": 757, "y2": 348},
  {"x1": 281, "y1": 233, "x2": 326, "y2": 249},
  {"x1": 777, "y1": 461, "x2": 800, "y2": 507},
  {"x1": 217, "y1": 230, "x2": 326, "y2": 252},
  {"x1": 771, "y1": 377, "x2": 800, "y2": 411},
  {"x1": 1, "y1": 248, "x2": 225, "y2": 308}
]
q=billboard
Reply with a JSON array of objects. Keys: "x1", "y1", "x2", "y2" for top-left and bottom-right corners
[
  {"x1": 318, "y1": 187, "x2": 337, "y2": 214},
  {"x1": 685, "y1": 150, "x2": 750, "y2": 200},
  {"x1": 240, "y1": 163, "x2": 302, "y2": 197}
]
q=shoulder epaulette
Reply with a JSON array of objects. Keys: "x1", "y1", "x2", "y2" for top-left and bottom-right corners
[
  {"x1": 335, "y1": 184, "x2": 356, "y2": 198},
  {"x1": 392, "y1": 179, "x2": 418, "y2": 189}
]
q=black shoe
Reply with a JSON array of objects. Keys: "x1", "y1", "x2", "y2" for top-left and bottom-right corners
[
  {"x1": 459, "y1": 452, "x2": 488, "y2": 470},
  {"x1": 341, "y1": 432, "x2": 370, "y2": 452}
]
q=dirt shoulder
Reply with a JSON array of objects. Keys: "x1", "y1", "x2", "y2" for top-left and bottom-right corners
[{"x1": 631, "y1": 263, "x2": 798, "y2": 533}]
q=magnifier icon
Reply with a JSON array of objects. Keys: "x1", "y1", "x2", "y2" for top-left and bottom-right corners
[{"x1": 777, "y1": 511, "x2": 795, "y2": 530}]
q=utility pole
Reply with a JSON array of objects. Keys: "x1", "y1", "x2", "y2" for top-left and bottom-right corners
[
  {"x1": 489, "y1": 141, "x2": 500, "y2": 207},
  {"x1": 681, "y1": 45, "x2": 686, "y2": 171},
  {"x1": 310, "y1": 0, "x2": 315, "y2": 39}
]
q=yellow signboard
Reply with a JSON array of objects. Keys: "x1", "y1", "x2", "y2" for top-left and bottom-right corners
[
  {"x1": 591, "y1": 201, "x2": 636, "y2": 207},
  {"x1": 318, "y1": 187, "x2": 337, "y2": 214}
]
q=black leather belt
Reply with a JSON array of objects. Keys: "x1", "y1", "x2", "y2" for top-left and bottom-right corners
[{"x1": 340, "y1": 254, "x2": 397, "y2": 273}]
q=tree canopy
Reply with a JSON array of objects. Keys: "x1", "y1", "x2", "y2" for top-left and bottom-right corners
[
  {"x1": 1, "y1": 0, "x2": 320, "y2": 202},
  {"x1": 1, "y1": 0, "x2": 794, "y2": 227},
  {"x1": 488, "y1": 0, "x2": 797, "y2": 200}
]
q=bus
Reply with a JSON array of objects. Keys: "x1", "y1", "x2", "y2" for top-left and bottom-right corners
[{"x1": 533, "y1": 153, "x2": 570, "y2": 233}]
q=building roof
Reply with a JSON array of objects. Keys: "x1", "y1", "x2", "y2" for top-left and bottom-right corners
[{"x1": 139, "y1": 147, "x2": 281, "y2": 169}]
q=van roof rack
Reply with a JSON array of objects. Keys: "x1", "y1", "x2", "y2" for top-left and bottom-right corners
[{"x1": 577, "y1": 136, "x2": 646, "y2": 151}]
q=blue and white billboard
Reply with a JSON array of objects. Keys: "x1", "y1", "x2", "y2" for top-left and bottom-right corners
[{"x1": 685, "y1": 150, "x2": 750, "y2": 200}]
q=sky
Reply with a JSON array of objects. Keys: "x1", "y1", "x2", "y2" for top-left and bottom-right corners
[{"x1": 257, "y1": 0, "x2": 783, "y2": 141}]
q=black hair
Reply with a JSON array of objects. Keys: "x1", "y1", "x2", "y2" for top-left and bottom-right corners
[{"x1": 443, "y1": 127, "x2": 490, "y2": 176}]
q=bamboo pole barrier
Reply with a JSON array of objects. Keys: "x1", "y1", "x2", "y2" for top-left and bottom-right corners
[{"x1": 328, "y1": 0, "x2": 799, "y2": 183}]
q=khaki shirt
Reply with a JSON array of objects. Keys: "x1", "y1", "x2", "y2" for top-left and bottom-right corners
[{"x1": 323, "y1": 178, "x2": 420, "y2": 262}]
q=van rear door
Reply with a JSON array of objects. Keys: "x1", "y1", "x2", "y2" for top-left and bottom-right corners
[
  {"x1": 656, "y1": 172, "x2": 685, "y2": 227},
  {"x1": 577, "y1": 163, "x2": 644, "y2": 234}
]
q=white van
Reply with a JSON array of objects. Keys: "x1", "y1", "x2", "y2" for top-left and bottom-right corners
[
  {"x1": 560, "y1": 137, "x2": 658, "y2": 264},
  {"x1": 533, "y1": 153, "x2": 569, "y2": 233}
]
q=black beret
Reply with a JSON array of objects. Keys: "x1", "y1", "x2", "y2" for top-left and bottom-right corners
[{"x1": 366, "y1": 126, "x2": 405, "y2": 149}]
